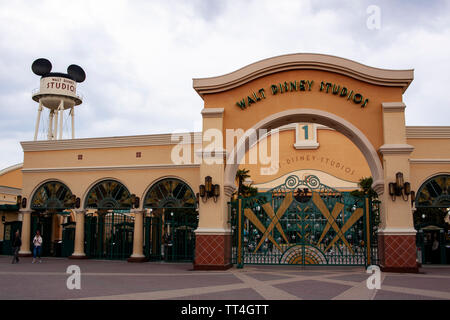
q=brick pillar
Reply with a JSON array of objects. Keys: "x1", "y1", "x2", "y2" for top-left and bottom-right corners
[{"x1": 193, "y1": 231, "x2": 232, "y2": 270}]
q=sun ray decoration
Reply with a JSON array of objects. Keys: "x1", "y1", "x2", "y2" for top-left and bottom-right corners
[
  {"x1": 31, "y1": 181, "x2": 74, "y2": 210},
  {"x1": 144, "y1": 178, "x2": 196, "y2": 209},
  {"x1": 85, "y1": 180, "x2": 132, "y2": 209},
  {"x1": 416, "y1": 174, "x2": 450, "y2": 208}
]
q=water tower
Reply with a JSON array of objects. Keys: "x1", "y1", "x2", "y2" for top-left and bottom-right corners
[{"x1": 31, "y1": 58, "x2": 86, "y2": 140}]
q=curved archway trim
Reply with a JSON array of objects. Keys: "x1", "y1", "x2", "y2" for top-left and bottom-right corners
[{"x1": 224, "y1": 108, "x2": 384, "y2": 195}]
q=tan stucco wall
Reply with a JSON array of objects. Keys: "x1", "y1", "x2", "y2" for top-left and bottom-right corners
[
  {"x1": 22, "y1": 144, "x2": 199, "y2": 169},
  {"x1": 239, "y1": 127, "x2": 371, "y2": 186},
  {"x1": 0, "y1": 167, "x2": 22, "y2": 189},
  {"x1": 407, "y1": 137, "x2": 450, "y2": 191},
  {"x1": 203, "y1": 69, "x2": 403, "y2": 157},
  {"x1": 408, "y1": 138, "x2": 450, "y2": 159}
]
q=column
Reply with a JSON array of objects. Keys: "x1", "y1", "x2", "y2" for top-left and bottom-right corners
[
  {"x1": 193, "y1": 108, "x2": 233, "y2": 270},
  {"x1": 128, "y1": 209, "x2": 147, "y2": 262},
  {"x1": 18, "y1": 210, "x2": 32, "y2": 257},
  {"x1": 70, "y1": 209, "x2": 87, "y2": 259},
  {"x1": 378, "y1": 102, "x2": 418, "y2": 273}
]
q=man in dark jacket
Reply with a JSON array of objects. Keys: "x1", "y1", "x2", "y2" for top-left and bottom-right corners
[{"x1": 11, "y1": 230, "x2": 21, "y2": 264}]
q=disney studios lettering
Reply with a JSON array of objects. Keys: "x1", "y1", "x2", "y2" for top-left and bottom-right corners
[{"x1": 236, "y1": 80, "x2": 370, "y2": 110}]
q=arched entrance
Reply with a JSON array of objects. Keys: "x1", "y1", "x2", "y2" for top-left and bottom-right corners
[
  {"x1": 193, "y1": 53, "x2": 417, "y2": 272},
  {"x1": 224, "y1": 108, "x2": 384, "y2": 194},
  {"x1": 30, "y1": 180, "x2": 75, "y2": 257},
  {"x1": 414, "y1": 174, "x2": 450, "y2": 264},
  {"x1": 143, "y1": 178, "x2": 198, "y2": 261},
  {"x1": 84, "y1": 179, "x2": 134, "y2": 260}
]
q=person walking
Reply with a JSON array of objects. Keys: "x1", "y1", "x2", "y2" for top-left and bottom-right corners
[
  {"x1": 32, "y1": 230, "x2": 43, "y2": 263},
  {"x1": 11, "y1": 230, "x2": 22, "y2": 264}
]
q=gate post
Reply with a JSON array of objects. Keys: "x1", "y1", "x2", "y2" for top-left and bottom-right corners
[
  {"x1": 377, "y1": 102, "x2": 418, "y2": 273},
  {"x1": 70, "y1": 209, "x2": 87, "y2": 259},
  {"x1": 18, "y1": 209, "x2": 32, "y2": 257},
  {"x1": 128, "y1": 209, "x2": 148, "y2": 262}
]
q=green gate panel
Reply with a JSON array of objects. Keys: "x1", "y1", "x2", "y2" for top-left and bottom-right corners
[
  {"x1": 84, "y1": 212, "x2": 134, "y2": 260},
  {"x1": 231, "y1": 175, "x2": 379, "y2": 268}
]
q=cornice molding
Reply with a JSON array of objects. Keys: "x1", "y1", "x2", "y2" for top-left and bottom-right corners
[
  {"x1": 406, "y1": 126, "x2": 450, "y2": 139},
  {"x1": 194, "y1": 228, "x2": 232, "y2": 235},
  {"x1": 382, "y1": 102, "x2": 406, "y2": 112},
  {"x1": 194, "y1": 149, "x2": 229, "y2": 159},
  {"x1": 0, "y1": 163, "x2": 23, "y2": 176},
  {"x1": 201, "y1": 108, "x2": 225, "y2": 118},
  {"x1": 22, "y1": 163, "x2": 200, "y2": 173},
  {"x1": 193, "y1": 53, "x2": 414, "y2": 97},
  {"x1": 0, "y1": 186, "x2": 22, "y2": 195},
  {"x1": 379, "y1": 144, "x2": 414, "y2": 155},
  {"x1": 378, "y1": 228, "x2": 417, "y2": 235},
  {"x1": 410, "y1": 159, "x2": 450, "y2": 164}
]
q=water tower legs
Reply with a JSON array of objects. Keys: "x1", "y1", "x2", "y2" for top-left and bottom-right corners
[
  {"x1": 70, "y1": 107, "x2": 75, "y2": 139},
  {"x1": 58, "y1": 100, "x2": 64, "y2": 140},
  {"x1": 34, "y1": 101, "x2": 43, "y2": 141},
  {"x1": 48, "y1": 109, "x2": 54, "y2": 140}
]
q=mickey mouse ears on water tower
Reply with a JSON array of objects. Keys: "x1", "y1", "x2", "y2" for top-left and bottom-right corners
[
  {"x1": 31, "y1": 58, "x2": 86, "y2": 83},
  {"x1": 67, "y1": 64, "x2": 86, "y2": 83},
  {"x1": 31, "y1": 58, "x2": 52, "y2": 76}
]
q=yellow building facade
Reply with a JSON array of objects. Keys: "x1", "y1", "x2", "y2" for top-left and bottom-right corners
[{"x1": 0, "y1": 54, "x2": 449, "y2": 271}]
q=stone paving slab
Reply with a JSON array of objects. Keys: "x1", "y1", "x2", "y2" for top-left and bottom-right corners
[
  {"x1": 382, "y1": 275, "x2": 450, "y2": 293},
  {"x1": 168, "y1": 288, "x2": 265, "y2": 300},
  {"x1": 273, "y1": 280, "x2": 353, "y2": 300},
  {"x1": 374, "y1": 290, "x2": 443, "y2": 300},
  {"x1": 1, "y1": 256, "x2": 449, "y2": 300}
]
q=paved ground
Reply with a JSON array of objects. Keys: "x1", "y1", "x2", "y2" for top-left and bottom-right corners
[{"x1": 1, "y1": 255, "x2": 449, "y2": 300}]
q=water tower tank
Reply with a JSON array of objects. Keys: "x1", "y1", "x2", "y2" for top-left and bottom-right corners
[{"x1": 31, "y1": 58, "x2": 86, "y2": 140}]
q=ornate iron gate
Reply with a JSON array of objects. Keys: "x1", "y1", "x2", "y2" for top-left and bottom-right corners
[
  {"x1": 85, "y1": 211, "x2": 134, "y2": 260},
  {"x1": 231, "y1": 175, "x2": 378, "y2": 267},
  {"x1": 144, "y1": 209, "x2": 197, "y2": 262}
]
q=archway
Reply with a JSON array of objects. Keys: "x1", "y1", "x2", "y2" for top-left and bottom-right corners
[
  {"x1": 30, "y1": 180, "x2": 75, "y2": 257},
  {"x1": 84, "y1": 179, "x2": 134, "y2": 260},
  {"x1": 224, "y1": 108, "x2": 384, "y2": 195},
  {"x1": 414, "y1": 174, "x2": 450, "y2": 264},
  {"x1": 143, "y1": 178, "x2": 198, "y2": 261}
]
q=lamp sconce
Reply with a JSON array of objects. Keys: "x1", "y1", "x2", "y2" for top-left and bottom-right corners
[
  {"x1": 199, "y1": 176, "x2": 220, "y2": 203},
  {"x1": 131, "y1": 194, "x2": 140, "y2": 209},
  {"x1": 16, "y1": 195, "x2": 22, "y2": 207},
  {"x1": 388, "y1": 172, "x2": 412, "y2": 201},
  {"x1": 21, "y1": 197, "x2": 27, "y2": 209}
]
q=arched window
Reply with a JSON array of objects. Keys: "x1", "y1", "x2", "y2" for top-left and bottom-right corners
[
  {"x1": 416, "y1": 174, "x2": 450, "y2": 208},
  {"x1": 144, "y1": 178, "x2": 196, "y2": 209},
  {"x1": 31, "y1": 181, "x2": 74, "y2": 210},
  {"x1": 85, "y1": 180, "x2": 132, "y2": 209}
]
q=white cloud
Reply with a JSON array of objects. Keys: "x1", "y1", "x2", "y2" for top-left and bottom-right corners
[{"x1": 0, "y1": 0, "x2": 449, "y2": 169}]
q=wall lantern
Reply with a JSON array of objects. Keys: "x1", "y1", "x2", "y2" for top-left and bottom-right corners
[
  {"x1": 21, "y1": 197, "x2": 27, "y2": 209},
  {"x1": 16, "y1": 195, "x2": 22, "y2": 207},
  {"x1": 388, "y1": 172, "x2": 412, "y2": 201},
  {"x1": 131, "y1": 194, "x2": 140, "y2": 209},
  {"x1": 199, "y1": 176, "x2": 220, "y2": 203},
  {"x1": 75, "y1": 197, "x2": 81, "y2": 209}
]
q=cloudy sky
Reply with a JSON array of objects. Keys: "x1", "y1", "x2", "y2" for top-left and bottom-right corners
[{"x1": 0, "y1": 0, "x2": 449, "y2": 169}]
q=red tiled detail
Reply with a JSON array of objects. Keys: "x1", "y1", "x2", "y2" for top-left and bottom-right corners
[
  {"x1": 194, "y1": 234, "x2": 232, "y2": 267},
  {"x1": 378, "y1": 234, "x2": 417, "y2": 269}
]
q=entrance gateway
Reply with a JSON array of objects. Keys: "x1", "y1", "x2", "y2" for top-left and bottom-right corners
[
  {"x1": 231, "y1": 175, "x2": 378, "y2": 267},
  {"x1": 193, "y1": 53, "x2": 418, "y2": 272}
]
